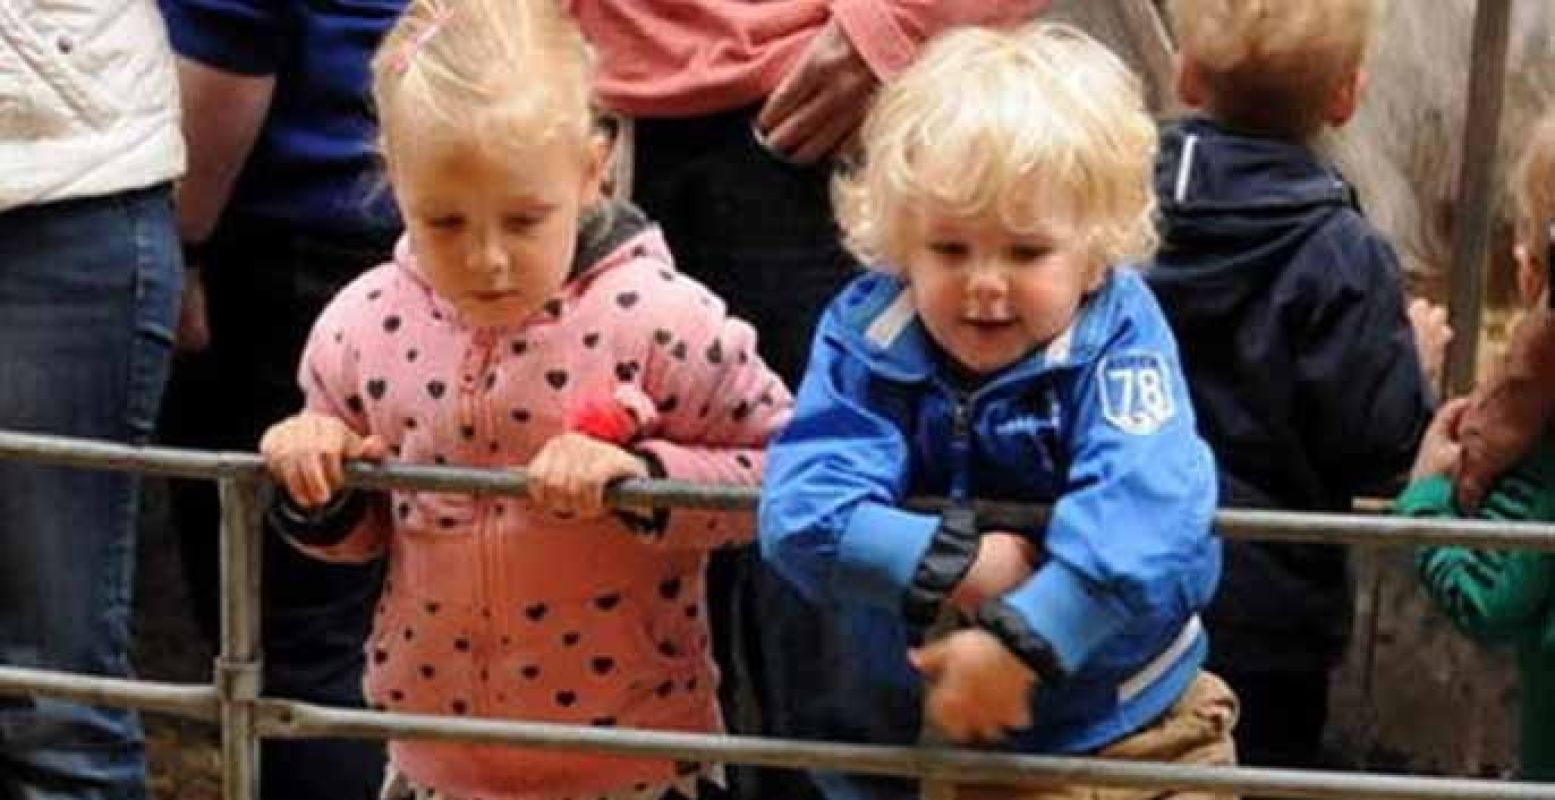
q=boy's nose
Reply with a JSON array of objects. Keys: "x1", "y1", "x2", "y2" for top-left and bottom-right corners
[{"x1": 964, "y1": 264, "x2": 1009, "y2": 316}]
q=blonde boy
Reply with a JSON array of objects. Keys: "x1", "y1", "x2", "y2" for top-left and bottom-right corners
[
  {"x1": 1146, "y1": 0, "x2": 1435, "y2": 773},
  {"x1": 760, "y1": 23, "x2": 1235, "y2": 800},
  {"x1": 1168, "y1": 0, "x2": 1376, "y2": 141}
]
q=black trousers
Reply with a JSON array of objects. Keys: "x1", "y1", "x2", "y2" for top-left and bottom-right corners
[
  {"x1": 632, "y1": 108, "x2": 858, "y2": 800},
  {"x1": 158, "y1": 220, "x2": 394, "y2": 800},
  {"x1": 1215, "y1": 667, "x2": 1330, "y2": 769}
]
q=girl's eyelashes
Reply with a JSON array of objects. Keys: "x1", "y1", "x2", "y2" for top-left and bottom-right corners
[
  {"x1": 421, "y1": 209, "x2": 551, "y2": 233},
  {"x1": 503, "y1": 211, "x2": 550, "y2": 232}
]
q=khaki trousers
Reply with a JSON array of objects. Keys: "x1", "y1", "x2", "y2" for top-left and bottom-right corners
[{"x1": 952, "y1": 671, "x2": 1240, "y2": 800}]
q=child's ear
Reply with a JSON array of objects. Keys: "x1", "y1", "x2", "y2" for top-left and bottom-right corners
[
  {"x1": 1325, "y1": 68, "x2": 1366, "y2": 128},
  {"x1": 579, "y1": 131, "x2": 611, "y2": 208},
  {"x1": 1085, "y1": 262, "x2": 1109, "y2": 293},
  {"x1": 1174, "y1": 56, "x2": 1208, "y2": 110}
]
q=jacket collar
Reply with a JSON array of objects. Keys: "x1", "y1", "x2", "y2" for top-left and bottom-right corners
[
  {"x1": 828, "y1": 269, "x2": 1134, "y2": 388},
  {"x1": 1158, "y1": 117, "x2": 1354, "y2": 215}
]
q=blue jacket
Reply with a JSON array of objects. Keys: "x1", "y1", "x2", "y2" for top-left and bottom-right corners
[
  {"x1": 759, "y1": 268, "x2": 1220, "y2": 772},
  {"x1": 160, "y1": 0, "x2": 403, "y2": 238},
  {"x1": 1145, "y1": 118, "x2": 1434, "y2": 671}
]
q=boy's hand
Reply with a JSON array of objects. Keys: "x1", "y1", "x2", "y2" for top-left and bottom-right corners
[
  {"x1": 1410, "y1": 397, "x2": 1470, "y2": 481},
  {"x1": 260, "y1": 411, "x2": 387, "y2": 508},
  {"x1": 527, "y1": 432, "x2": 650, "y2": 520},
  {"x1": 910, "y1": 629, "x2": 1035, "y2": 743},
  {"x1": 949, "y1": 532, "x2": 1037, "y2": 614}
]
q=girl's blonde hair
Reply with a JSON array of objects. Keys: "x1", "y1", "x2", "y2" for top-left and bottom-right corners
[
  {"x1": 1168, "y1": 0, "x2": 1378, "y2": 140},
  {"x1": 1513, "y1": 107, "x2": 1555, "y2": 273},
  {"x1": 834, "y1": 23, "x2": 1158, "y2": 279},
  {"x1": 371, "y1": 0, "x2": 594, "y2": 159}
]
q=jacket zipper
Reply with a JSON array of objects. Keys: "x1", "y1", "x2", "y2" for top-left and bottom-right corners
[
  {"x1": 460, "y1": 331, "x2": 498, "y2": 714},
  {"x1": 948, "y1": 389, "x2": 973, "y2": 505}
]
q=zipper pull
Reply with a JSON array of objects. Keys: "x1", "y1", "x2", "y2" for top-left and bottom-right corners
[
  {"x1": 458, "y1": 334, "x2": 497, "y2": 435},
  {"x1": 952, "y1": 392, "x2": 971, "y2": 439},
  {"x1": 949, "y1": 392, "x2": 972, "y2": 503}
]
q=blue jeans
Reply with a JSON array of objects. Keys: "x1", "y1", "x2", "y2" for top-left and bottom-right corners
[{"x1": 0, "y1": 186, "x2": 181, "y2": 800}]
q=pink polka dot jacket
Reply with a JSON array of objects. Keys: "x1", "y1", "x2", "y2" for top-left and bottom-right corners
[{"x1": 286, "y1": 207, "x2": 793, "y2": 799}]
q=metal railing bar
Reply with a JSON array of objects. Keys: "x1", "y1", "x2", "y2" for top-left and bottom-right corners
[
  {"x1": 0, "y1": 665, "x2": 219, "y2": 721},
  {"x1": 927, "y1": 498, "x2": 1555, "y2": 551},
  {"x1": 0, "y1": 430, "x2": 264, "y2": 481},
  {"x1": 0, "y1": 658, "x2": 1540, "y2": 800},
  {"x1": 2, "y1": 429, "x2": 1553, "y2": 551},
  {"x1": 255, "y1": 701, "x2": 1553, "y2": 800}
]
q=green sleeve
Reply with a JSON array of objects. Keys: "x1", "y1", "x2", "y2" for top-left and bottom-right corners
[
  {"x1": 1399, "y1": 471, "x2": 1555, "y2": 644},
  {"x1": 1394, "y1": 474, "x2": 1455, "y2": 518}
]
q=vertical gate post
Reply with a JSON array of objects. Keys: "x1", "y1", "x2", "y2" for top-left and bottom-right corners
[
  {"x1": 1444, "y1": 0, "x2": 1514, "y2": 395},
  {"x1": 218, "y1": 477, "x2": 264, "y2": 800}
]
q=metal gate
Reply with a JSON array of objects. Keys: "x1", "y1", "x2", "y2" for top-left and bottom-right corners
[{"x1": 1, "y1": 429, "x2": 1551, "y2": 800}]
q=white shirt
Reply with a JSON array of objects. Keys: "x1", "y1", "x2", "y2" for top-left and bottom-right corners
[{"x1": 0, "y1": 0, "x2": 184, "y2": 210}]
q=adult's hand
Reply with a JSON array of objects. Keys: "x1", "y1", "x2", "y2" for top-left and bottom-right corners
[
  {"x1": 175, "y1": 265, "x2": 211, "y2": 354},
  {"x1": 171, "y1": 59, "x2": 272, "y2": 355},
  {"x1": 754, "y1": 19, "x2": 878, "y2": 165}
]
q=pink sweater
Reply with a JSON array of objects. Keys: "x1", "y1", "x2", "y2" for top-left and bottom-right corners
[
  {"x1": 566, "y1": 0, "x2": 1050, "y2": 117},
  {"x1": 292, "y1": 226, "x2": 792, "y2": 799}
]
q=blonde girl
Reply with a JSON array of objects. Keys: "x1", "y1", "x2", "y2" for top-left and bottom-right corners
[{"x1": 259, "y1": 2, "x2": 791, "y2": 798}]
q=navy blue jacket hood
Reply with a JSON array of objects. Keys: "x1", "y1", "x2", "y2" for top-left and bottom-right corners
[{"x1": 1149, "y1": 118, "x2": 1357, "y2": 323}]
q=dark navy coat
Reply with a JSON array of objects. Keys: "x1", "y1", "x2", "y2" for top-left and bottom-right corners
[{"x1": 1146, "y1": 118, "x2": 1434, "y2": 671}]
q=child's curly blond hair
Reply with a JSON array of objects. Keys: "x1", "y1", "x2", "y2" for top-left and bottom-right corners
[
  {"x1": 1168, "y1": 0, "x2": 1378, "y2": 141},
  {"x1": 833, "y1": 23, "x2": 1158, "y2": 284}
]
